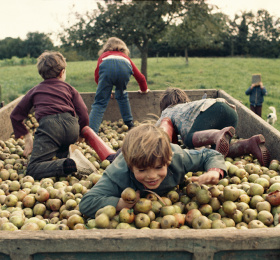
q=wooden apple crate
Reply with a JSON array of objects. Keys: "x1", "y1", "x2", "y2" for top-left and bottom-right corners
[{"x1": 0, "y1": 89, "x2": 280, "y2": 260}]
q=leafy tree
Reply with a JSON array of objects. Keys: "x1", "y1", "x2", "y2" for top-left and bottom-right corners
[
  {"x1": 61, "y1": 0, "x2": 189, "y2": 79},
  {"x1": 165, "y1": 2, "x2": 228, "y2": 64},
  {"x1": 249, "y1": 10, "x2": 280, "y2": 57},
  {"x1": 234, "y1": 12, "x2": 254, "y2": 55},
  {"x1": 24, "y1": 32, "x2": 54, "y2": 58},
  {"x1": 60, "y1": 10, "x2": 100, "y2": 60},
  {"x1": 0, "y1": 37, "x2": 25, "y2": 59}
]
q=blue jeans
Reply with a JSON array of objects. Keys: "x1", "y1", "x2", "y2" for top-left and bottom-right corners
[{"x1": 89, "y1": 59, "x2": 133, "y2": 133}]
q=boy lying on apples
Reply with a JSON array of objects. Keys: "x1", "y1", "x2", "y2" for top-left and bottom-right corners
[{"x1": 79, "y1": 123, "x2": 227, "y2": 218}]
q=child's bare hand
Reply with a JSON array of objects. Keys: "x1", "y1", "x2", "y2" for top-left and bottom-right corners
[
  {"x1": 251, "y1": 83, "x2": 258, "y2": 88},
  {"x1": 138, "y1": 89, "x2": 150, "y2": 94},
  {"x1": 116, "y1": 191, "x2": 140, "y2": 211},
  {"x1": 189, "y1": 171, "x2": 220, "y2": 185},
  {"x1": 23, "y1": 133, "x2": 33, "y2": 157}
]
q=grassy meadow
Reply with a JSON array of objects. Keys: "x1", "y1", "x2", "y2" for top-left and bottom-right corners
[{"x1": 1, "y1": 57, "x2": 280, "y2": 131}]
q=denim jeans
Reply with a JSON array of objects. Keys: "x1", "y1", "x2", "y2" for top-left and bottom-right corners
[
  {"x1": 26, "y1": 113, "x2": 79, "y2": 180},
  {"x1": 89, "y1": 59, "x2": 133, "y2": 133}
]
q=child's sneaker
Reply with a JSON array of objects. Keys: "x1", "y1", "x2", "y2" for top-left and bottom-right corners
[{"x1": 69, "y1": 144, "x2": 98, "y2": 176}]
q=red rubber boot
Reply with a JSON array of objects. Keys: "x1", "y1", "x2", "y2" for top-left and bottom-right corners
[
  {"x1": 192, "y1": 126, "x2": 235, "y2": 156},
  {"x1": 227, "y1": 134, "x2": 270, "y2": 166},
  {"x1": 159, "y1": 117, "x2": 178, "y2": 144},
  {"x1": 81, "y1": 126, "x2": 115, "y2": 161}
]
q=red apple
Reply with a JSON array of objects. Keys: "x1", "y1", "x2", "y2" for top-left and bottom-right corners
[
  {"x1": 119, "y1": 208, "x2": 135, "y2": 224},
  {"x1": 35, "y1": 188, "x2": 49, "y2": 202}
]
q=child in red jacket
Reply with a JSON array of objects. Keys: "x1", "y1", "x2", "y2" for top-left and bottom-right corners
[{"x1": 89, "y1": 37, "x2": 149, "y2": 133}]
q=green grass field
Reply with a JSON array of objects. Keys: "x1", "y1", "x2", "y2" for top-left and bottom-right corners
[{"x1": 1, "y1": 57, "x2": 279, "y2": 130}]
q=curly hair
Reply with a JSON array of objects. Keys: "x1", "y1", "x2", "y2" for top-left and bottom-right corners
[
  {"x1": 98, "y1": 37, "x2": 130, "y2": 56},
  {"x1": 37, "y1": 51, "x2": 66, "y2": 79}
]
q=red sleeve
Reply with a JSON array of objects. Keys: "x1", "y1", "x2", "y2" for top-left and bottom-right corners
[
  {"x1": 94, "y1": 57, "x2": 103, "y2": 84},
  {"x1": 129, "y1": 59, "x2": 148, "y2": 92}
]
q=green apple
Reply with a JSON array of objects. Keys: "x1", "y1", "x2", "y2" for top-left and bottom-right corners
[
  {"x1": 250, "y1": 195, "x2": 264, "y2": 209},
  {"x1": 232, "y1": 209, "x2": 243, "y2": 224},
  {"x1": 236, "y1": 202, "x2": 250, "y2": 213},
  {"x1": 160, "y1": 215, "x2": 177, "y2": 229},
  {"x1": 248, "y1": 219, "x2": 266, "y2": 228},
  {"x1": 223, "y1": 186, "x2": 240, "y2": 201},
  {"x1": 223, "y1": 201, "x2": 237, "y2": 216},
  {"x1": 236, "y1": 222, "x2": 248, "y2": 229},
  {"x1": 243, "y1": 208, "x2": 258, "y2": 223},
  {"x1": 199, "y1": 204, "x2": 213, "y2": 216},
  {"x1": 192, "y1": 215, "x2": 212, "y2": 229},
  {"x1": 211, "y1": 219, "x2": 226, "y2": 229},
  {"x1": 257, "y1": 210, "x2": 273, "y2": 226},
  {"x1": 195, "y1": 189, "x2": 211, "y2": 205},
  {"x1": 254, "y1": 178, "x2": 270, "y2": 189},
  {"x1": 135, "y1": 213, "x2": 150, "y2": 228},
  {"x1": 221, "y1": 217, "x2": 235, "y2": 227},
  {"x1": 209, "y1": 197, "x2": 221, "y2": 212},
  {"x1": 256, "y1": 201, "x2": 271, "y2": 212},
  {"x1": 247, "y1": 183, "x2": 264, "y2": 196}
]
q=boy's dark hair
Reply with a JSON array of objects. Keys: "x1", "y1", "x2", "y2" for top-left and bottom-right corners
[
  {"x1": 37, "y1": 51, "x2": 67, "y2": 79},
  {"x1": 159, "y1": 87, "x2": 191, "y2": 112},
  {"x1": 122, "y1": 123, "x2": 172, "y2": 170}
]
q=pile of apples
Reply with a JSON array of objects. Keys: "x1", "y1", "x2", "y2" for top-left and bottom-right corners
[
  {"x1": 92, "y1": 158, "x2": 280, "y2": 229},
  {"x1": 0, "y1": 114, "x2": 279, "y2": 230}
]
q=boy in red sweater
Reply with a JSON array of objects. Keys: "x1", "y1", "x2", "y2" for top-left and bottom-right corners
[
  {"x1": 89, "y1": 37, "x2": 150, "y2": 133},
  {"x1": 10, "y1": 51, "x2": 97, "y2": 180}
]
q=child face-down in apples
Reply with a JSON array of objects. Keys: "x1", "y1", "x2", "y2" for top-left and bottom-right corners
[
  {"x1": 79, "y1": 123, "x2": 227, "y2": 218},
  {"x1": 157, "y1": 87, "x2": 270, "y2": 167},
  {"x1": 157, "y1": 87, "x2": 238, "y2": 155}
]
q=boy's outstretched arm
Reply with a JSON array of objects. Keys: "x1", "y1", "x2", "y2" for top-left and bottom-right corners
[
  {"x1": 190, "y1": 170, "x2": 221, "y2": 185},
  {"x1": 79, "y1": 170, "x2": 138, "y2": 218},
  {"x1": 177, "y1": 146, "x2": 227, "y2": 185}
]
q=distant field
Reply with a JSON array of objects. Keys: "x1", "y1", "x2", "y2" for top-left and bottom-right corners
[{"x1": 1, "y1": 57, "x2": 279, "y2": 131}]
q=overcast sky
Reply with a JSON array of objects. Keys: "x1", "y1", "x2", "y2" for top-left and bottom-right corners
[{"x1": 1, "y1": 0, "x2": 280, "y2": 43}]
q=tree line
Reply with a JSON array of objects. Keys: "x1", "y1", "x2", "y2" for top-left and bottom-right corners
[{"x1": 1, "y1": 1, "x2": 280, "y2": 77}]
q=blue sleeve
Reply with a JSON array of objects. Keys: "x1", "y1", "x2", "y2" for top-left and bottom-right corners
[
  {"x1": 261, "y1": 87, "x2": 267, "y2": 96},
  {"x1": 79, "y1": 173, "x2": 121, "y2": 218},
  {"x1": 181, "y1": 148, "x2": 227, "y2": 174},
  {"x1": 170, "y1": 144, "x2": 227, "y2": 178},
  {"x1": 245, "y1": 86, "x2": 252, "y2": 95}
]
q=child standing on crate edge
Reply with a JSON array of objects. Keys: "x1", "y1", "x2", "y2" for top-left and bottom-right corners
[
  {"x1": 245, "y1": 74, "x2": 267, "y2": 118},
  {"x1": 10, "y1": 51, "x2": 98, "y2": 180},
  {"x1": 89, "y1": 37, "x2": 150, "y2": 133},
  {"x1": 79, "y1": 123, "x2": 227, "y2": 218}
]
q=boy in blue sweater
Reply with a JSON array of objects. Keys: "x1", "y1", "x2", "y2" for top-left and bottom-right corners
[{"x1": 79, "y1": 123, "x2": 227, "y2": 218}]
